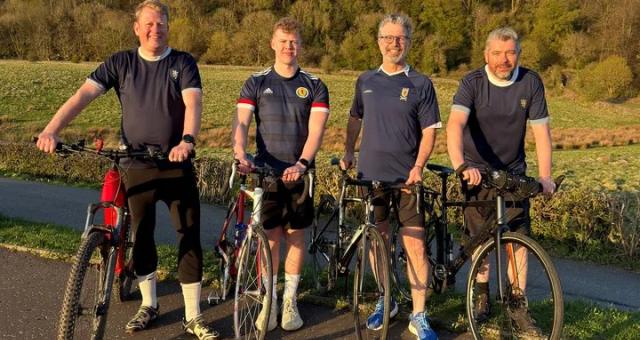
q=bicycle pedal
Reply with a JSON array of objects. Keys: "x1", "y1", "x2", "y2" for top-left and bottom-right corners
[{"x1": 207, "y1": 293, "x2": 222, "y2": 305}]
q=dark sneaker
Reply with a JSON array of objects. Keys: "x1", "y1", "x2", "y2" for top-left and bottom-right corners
[
  {"x1": 125, "y1": 304, "x2": 159, "y2": 333},
  {"x1": 366, "y1": 296, "x2": 398, "y2": 330},
  {"x1": 408, "y1": 311, "x2": 439, "y2": 340},
  {"x1": 507, "y1": 295, "x2": 543, "y2": 336},
  {"x1": 183, "y1": 315, "x2": 220, "y2": 340},
  {"x1": 474, "y1": 291, "x2": 490, "y2": 323}
]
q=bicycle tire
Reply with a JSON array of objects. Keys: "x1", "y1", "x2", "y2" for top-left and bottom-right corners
[
  {"x1": 389, "y1": 225, "x2": 412, "y2": 302},
  {"x1": 210, "y1": 199, "x2": 240, "y2": 305},
  {"x1": 466, "y1": 232, "x2": 564, "y2": 340},
  {"x1": 353, "y1": 224, "x2": 391, "y2": 340},
  {"x1": 311, "y1": 194, "x2": 339, "y2": 292},
  {"x1": 234, "y1": 227, "x2": 273, "y2": 340},
  {"x1": 58, "y1": 231, "x2": 114, "y2": 340}
]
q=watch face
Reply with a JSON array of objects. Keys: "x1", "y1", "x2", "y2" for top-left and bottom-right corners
[{"x1": 183, "y1": 134, "x2": 195, "y2": 144}]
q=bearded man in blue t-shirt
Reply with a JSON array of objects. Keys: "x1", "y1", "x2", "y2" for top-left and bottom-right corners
[
  {"x1": 341, "y1": 14, "x2": 440, "y2": 340},
  {"x1": 447, "y1": 27, "x2": 556, "y2": 335},
  {"x1": 36, "y1": 1, "x2": 218, "y2": 339}
]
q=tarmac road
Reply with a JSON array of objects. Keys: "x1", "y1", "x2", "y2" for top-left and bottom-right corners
[
  {"x1": 0, "y1": 247, "x2": 469, "y2": 339},
  {"x1": 1, "y1": 176, "x2": 640, "y2": 313}
]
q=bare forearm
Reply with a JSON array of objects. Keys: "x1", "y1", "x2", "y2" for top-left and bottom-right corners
[
  {"x1": 43, "y1": 82, "x2": 101, "y2": 134},
  {"x1": 300, "y1": 111, "x2": 329, "y2": 161},
  {"x1": 415, "y1": 128, "x2": 436, "y2": 167},
  {"x1": 446, "y1": 120, "x2": 466, "y2": 169},
  {"x1": 532, "y1": 123, "x2": 553, "y2": 178},
  {"x1": 345, "y1": 116, "x2": 361, "y2": 154}
]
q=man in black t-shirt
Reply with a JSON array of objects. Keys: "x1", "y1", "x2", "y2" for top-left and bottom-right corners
[
  {"x1": 341, "y1": 14, "x2": 439, "y2": 340},
  {"x1": 447, "y1": 27, "x2": 555, "y2": 335},
  {"x1": 232, "y1": 17, "x2": 329, "y2": 332},
  {"x1": 37, "y1": 1, "x2": 218, "y2": 339}
]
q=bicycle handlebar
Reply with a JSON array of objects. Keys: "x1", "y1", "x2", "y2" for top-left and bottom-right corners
[
  {"x1": 482, "y1": 168, "x2": 564, "y2": 199},
  {"x1": 230, "y1": 160, "x2": 314, "y2": 204},
  {"x1": 33, "y1": 138, "x2": 185, "y2": 162}
]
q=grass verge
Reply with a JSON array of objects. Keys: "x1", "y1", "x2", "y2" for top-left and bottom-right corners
[{"x1": 1, "y1": 214, "x2": 638, "y2": 338}]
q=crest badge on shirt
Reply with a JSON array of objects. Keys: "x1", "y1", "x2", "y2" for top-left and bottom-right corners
[
  {"x1": 520, "y1": 98, "x2": 527, "y2": 109},
  {"x1": 400, "y1": 87, "x2": 409, "y2": 101},
  {"x1": 296, "y1": 87, "x2": 309, "y2": 99},
  {"x1": 170, "y1": 69, "x2": 179, "y2": 80}
]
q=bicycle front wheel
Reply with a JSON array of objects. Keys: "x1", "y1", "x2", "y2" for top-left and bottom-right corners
[
  {"x1": 466, "y1": 232, "x2": 564, "y2": 339},
  {"x1": 58, "y1": 231, "x2": 115, "y2": 340},
  {"x1": 234, "y1": 227, "x2": 273, "y2": 340},
  {"x1": 353, "y1": 224, "x2": 391, "y2": 340}
]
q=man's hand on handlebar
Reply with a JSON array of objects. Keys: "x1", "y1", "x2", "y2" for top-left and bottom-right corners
[
  {"x1": 168, "y1": 141, "x2": 193, "y2": 162},
  {"x1": 461, "y1": 168, "x2": 482, "y2": 186},
  {"x1": 340, "y1": 152, "x2": 354, "y2": 171},
  {"x1": 282, "y1": 162, "x2": 306, "y2": 183},
  {"x1": 538, "y1": 176, "x2": 556, "y2": 195},
  {"x1": 36, "y1": 132, "x2": 60, "y2": 154},
  {"x1": 234, "y1": 152, "x2": 254, "y2": 175}
]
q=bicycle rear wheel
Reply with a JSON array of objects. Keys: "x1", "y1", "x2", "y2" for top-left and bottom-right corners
[
  {"x1": 353, "y1": 224, "x2": 391, "y2": 340},
  {"x1": 311, "y1": 194, "x2": 340, "y2": 292},
  {"x1": 58, "y1": 231, "x2": 115, "y2": 340},
  {"x1": 466, "y1": 232, "x2": 564, "y2": 339},
  {"x1": 234, "y1": 227, "x2": 273, "y2": 340},
  {"x1": 209, "y1": 199, "x2": 241, "y2": 305}
]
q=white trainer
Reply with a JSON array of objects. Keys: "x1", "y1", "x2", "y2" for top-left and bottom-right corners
[
  {"x1": 281, "y1": 298, "x2": 303, "y2": 331},
  {"x1": 255, "y1": 298, "x2": 277, "y2": 332}
]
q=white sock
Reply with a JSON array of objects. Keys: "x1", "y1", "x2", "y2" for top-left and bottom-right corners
[
  {"x1": 283, "y1": 273, "x2": 300, "y2": 301},
  {"x1": 181, "y1": 281, "x2": 201, "y2": 322},
  {"x1": 263, "y1": 274, "x2": 278, "y2": 302},
  {"x1": 137, "y1": 272, "x2": 157, "y2": 308}
]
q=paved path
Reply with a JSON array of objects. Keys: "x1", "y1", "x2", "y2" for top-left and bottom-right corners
[
  {"x1": 1, "y1": 177, "x2": 640, "y2": 312},
  {"x1": 0, "y1": 247, "x2": 468, "y2": 339}
]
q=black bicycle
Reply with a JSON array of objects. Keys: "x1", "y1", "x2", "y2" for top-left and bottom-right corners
[
  {"x1": 414, "y1": 163, "x2": 564, "y2": 339},
  {"x1": 310, "y1": 159, "x2": 423, "y2": 339}
]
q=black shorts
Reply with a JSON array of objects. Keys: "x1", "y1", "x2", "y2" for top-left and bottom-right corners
[
  {"x1": 261, "y1": 179, "x2": 314, "y2": 230},
  {"x1": 371, "y1": 188, "x2": 424, "y2": 228},
  {"x1": 463, "y1": 184, "x2": 530, "y2": 236}
]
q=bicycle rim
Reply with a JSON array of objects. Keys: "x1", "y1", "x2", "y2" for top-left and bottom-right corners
[
  {"x1": 234, "y1": 227, "x2": 273, "y2": 340},
  {"x1": 466, "y1": 232, "x2": 564, "y2": 340},
  {"x1": 211, "y1": 200, "x2": 240, "y2": 304},
  {"x1": 311, "y1": 195, "x2": 339, "y2": 292},
  {"x1": 353, "y1": 225, "x2": 391, "y2": 340},
  {"x1": 390, "y1": 230, "x2": 412, "y2": 302},
  {"x1": 58, "y1": 231, "x2": 112, "y2": 340}
]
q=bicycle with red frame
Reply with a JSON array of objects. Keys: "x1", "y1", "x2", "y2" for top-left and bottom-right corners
[
  {"x1": 39, "y1": 138, "x2": 169, "y2": 340},
  {"x1": 207, "y1": 159, "x2": 312, "y2": 340}
]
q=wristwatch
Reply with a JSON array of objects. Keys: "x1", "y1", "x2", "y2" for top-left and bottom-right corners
[
  {"x1": 297, "y1": 158, "x2": 310, "y2": 167},
  {"x1": 182, "y1": 134, "x2": 196, "y2": 146}
]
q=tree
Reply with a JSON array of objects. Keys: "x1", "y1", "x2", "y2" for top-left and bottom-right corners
[{"x1": 575, "y1": 56, "x2": 634, "y2": 101}]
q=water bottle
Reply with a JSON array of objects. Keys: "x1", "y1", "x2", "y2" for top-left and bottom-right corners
[{"x1": 234, "y1": 223, "x2": 247, "y2": 248}]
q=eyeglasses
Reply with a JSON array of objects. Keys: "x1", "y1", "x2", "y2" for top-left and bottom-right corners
[{"x1": 378, "y1": 35, "x2": 410, "y2": 44}]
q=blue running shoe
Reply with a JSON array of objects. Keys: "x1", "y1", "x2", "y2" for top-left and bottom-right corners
[
  {"x1": 408, "y1": 312, "x2": 438, "y2": 340},
  {"x1": 366, "y1": 296, "x2": 398, "y2": 330}
]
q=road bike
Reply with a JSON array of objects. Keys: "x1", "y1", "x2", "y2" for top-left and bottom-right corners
[
  {"x1": 310, "y1": 159, "x2": 411, "y2": 340},
  {"x1": 46, "y1": 139, "x2": 168, "y2": 340},
  {"x1": 413, "y1": 164, "x2": 565, "y2": 339},
  {"x1": 207, "y1": 161, "x2": 312, "y2": 340}
]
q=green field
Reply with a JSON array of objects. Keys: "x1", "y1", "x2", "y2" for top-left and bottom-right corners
[{"x1": 1, "y1": 60, "x2": 639, "y2": 150}]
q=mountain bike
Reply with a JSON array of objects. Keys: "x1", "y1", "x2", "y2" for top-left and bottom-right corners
[
  {"x1": 309, "y1": 159, "x2": 411, "y2": 340},
  {"x1": 44, "y1": 139, "x2": 168, "y2": 340},
  {"x1": 415, "y1": 163, "x2": 565, "y2": 339},
  {"x1": 207, "y1": 161, "x2": 312, "y2": 340}
]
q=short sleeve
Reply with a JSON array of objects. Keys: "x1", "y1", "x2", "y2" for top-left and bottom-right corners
[
  {"x1": 417, "y1": 79, "x2": 441, "y2": 129},
  {"x1": 237, "y1": 76, "x2": 257, "y2": 111},
  {"x1": 311, "y1": 80, "x2": 330, "y2": 114},
  {"x1": 88, "y1": 54, "x2": 120, "y2": 92},
  {"x1": 527, "y1": 75, "x2": 549, "y2": 121},
  {"x1": 452, "y1": 77, "x2": 474, "y2": 115},
  {"x1": 179, "y1": 54, "x2": 202, "y2": 91},
  {"x1": 349, "y1": 76, "x2": 363, "y2": 119}
]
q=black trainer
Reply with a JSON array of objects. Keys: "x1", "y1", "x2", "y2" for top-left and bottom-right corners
[
  {"x1": 474, "y1": 291, "x2": 491, "y2": 322},
  {"x1": 507, "y1": 295, "x2": 543, "y2": 336}
]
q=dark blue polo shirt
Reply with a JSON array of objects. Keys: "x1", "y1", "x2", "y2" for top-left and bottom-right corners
[
  {"x1": 452, "y1": 66, "x2": 549, "y2": 174},
  {"x1": 352, "y1": 66, "x2": 441, "y2": 182},
  {"x1": 88, "y1": 48, "x2": 202, "y2": 167},
  {"x1": 237, "y1": 67, "x2": 330, "y2": 171}
]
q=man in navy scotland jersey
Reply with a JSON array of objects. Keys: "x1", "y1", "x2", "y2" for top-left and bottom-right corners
[
  {"x1": 447, "y1": 27, "x2": 555, "y2": 335},
  {"x1": 36, "y1": 1, "x2": 218, "y2": 339},
  {"x1": 341, "y1": 14, "x2": 440, "y2": 340},
  {"x1": 232, "y1": 17, "x2": 330, "y2": 332}
]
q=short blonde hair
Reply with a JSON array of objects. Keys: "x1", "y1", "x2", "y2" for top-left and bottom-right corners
[
  {"x1": 273, "y1": 17, "x2": 301, "y2": 36},
  {"x1": 135, "y1": 0, "x2": 169, "y2": 22}
]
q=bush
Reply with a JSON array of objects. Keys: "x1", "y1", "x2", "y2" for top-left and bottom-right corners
[{"x1": 575, "y1": 56, "x2": 634, "y2": 101}]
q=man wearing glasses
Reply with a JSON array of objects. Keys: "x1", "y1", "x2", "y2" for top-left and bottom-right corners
[{"x1": 341, "y1": 13, "x2": 440, "y2": 340}]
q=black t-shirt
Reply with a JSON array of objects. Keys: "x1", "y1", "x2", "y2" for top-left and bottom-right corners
[
  {"x1": 452, "y1": 66, "x2": 548, "y2": 173},
  {"x1": 351, "y1": 67, "x2": 441, "y2": 182},
  {"x1": 237, "y1": 67, "x2": 330, "y2": 171},
  {"x1": 88, "y1": 48, "x2": 202, "y2": 168}
]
